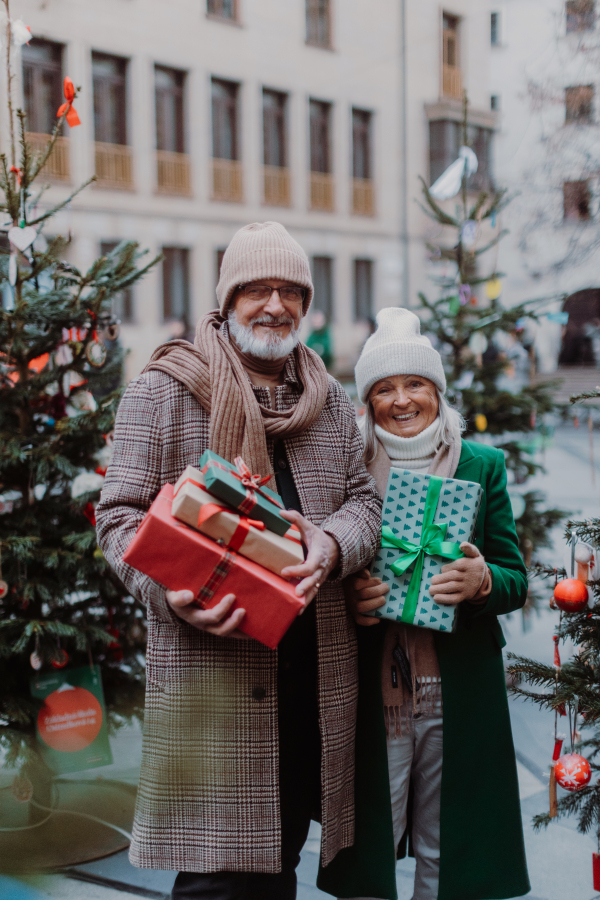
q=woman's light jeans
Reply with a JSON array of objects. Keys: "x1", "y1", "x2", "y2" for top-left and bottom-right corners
[{"x1": 342, "y1": 697, "x2": 443, "y2": 900}]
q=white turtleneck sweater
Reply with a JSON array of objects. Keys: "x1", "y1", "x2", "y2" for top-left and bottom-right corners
[{"x1": 375, "y1": 417, "x2": 443, "y2": 473}]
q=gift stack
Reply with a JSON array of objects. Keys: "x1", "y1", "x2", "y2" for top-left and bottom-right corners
[
  {"x1": 367, "y1": 469, "x2": 483, "y2": 632},
  {"x1": 123, "y1": 451, "x2": 306, "y2": 649}
]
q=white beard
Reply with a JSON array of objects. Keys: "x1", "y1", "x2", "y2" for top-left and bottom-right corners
[{"x1": 228, "y1": 309, "x2": 301, "y2": 360}]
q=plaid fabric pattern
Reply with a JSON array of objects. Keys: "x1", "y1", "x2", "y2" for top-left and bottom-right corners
[
  {"x1": 237, "y1": 490, "x2": 258, "y2": 516},
  {"x1": 95, "y1": 351, "x2": 382, "y2": 873},
  {"x1": 197, "y1": 548, "x2": 236, "y2": 603}
]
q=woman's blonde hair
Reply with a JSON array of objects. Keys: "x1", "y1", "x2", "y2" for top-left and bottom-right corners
[{"x1": 360, "y1": 387, "x2": 466, "y2": 464}]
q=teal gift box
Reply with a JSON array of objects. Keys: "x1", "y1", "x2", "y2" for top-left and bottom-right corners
[
  {"x1": 367, "y1": 468, "x2": 483, "y2": 632},
  {"x1": 198, "y1": 450, "x2": 289, "y2": 536}
]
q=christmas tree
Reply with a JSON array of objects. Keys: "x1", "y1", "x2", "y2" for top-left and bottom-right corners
[
  {"x1": 418, "y1": 94, "x2": 565, "y2": 569},
  {"x1": 0, "y1": 1, "x2": 157, "y2": 816},
  {"x1": 507, "y1": 387, "x2": 600, "y2": 889}
]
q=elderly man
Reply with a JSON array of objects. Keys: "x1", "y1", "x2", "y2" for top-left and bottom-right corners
[{"x1": 96, "y1": 221, "x2": 382, "y2": 900}]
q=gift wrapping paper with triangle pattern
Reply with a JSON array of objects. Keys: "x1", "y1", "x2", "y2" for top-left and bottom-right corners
[{"x1": 368, "y1": 468, "x2": 483, "y2": 632}]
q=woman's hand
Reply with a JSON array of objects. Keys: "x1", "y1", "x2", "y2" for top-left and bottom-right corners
[
  {"x1": 347, "y1": 568, "x2": 389, "y2": 626},
  {"x1": 280, "y1": 509, "x2": 340, "y2": 604},
  {"x1": 429, "y1": 542, "x2": 489, "y2": 606},
  {"x1": 165, "y1": 590, "x2": 247, "y2": 637}
]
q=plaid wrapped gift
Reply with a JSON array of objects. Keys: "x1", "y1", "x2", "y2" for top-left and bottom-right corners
[
  {"x1": 198, "y1": 450, "x2": 289, "y2": 536},
  {"x1": 367, "y1": 468, "x2": 483, "y2": 632}
]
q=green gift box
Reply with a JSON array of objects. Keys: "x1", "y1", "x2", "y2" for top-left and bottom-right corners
[
  {"x1": 198, "y1": 450, "x2": 289, "y2": 536},
  {"x1": 367, "y1": 468, "x2": 483, "y2": 632}
]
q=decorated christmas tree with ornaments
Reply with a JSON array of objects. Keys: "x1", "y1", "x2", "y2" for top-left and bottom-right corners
[
  {"x1": 508, "y1": 388, "x2": 600, "y2": 892},
  {"x1": 0, "y1": 0, "x2": 157, "y2": 813},
  {"x1": 417, "y1": 93, "x2": 565, "y2": 566}
]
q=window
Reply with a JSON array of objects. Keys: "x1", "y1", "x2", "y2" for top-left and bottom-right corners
[
  {"x1": 564, "y1": 181, "x2": 591, "y2": 220},
  {"x1": 155, "y1": 66, "x2": 185, "y2": 152},
  {"x1": 566, "y1": 85, "x2": 594, "y2": 122},
  {"x1": 309, "y1": 100, "x2": 331, "y2": 173},
  {"x1": 442, "y1": 14, "x2": 462, "y2": 99},
  {"x1": 92, "y1": 52, "x2": 128, "y2": 145},
  {"x1": 352, "y1": 109, "x2": 372, "y2": 180},
  {"x1": 311, "y1": 256, "x2": 333, "y2": 321},
  {"x1": 491, "y1": 12, "x2": 500, "y2": 45},
  {"x1": 354, "y1": 259, "x2": 373, "y2": 323},
  {"x1": 263, "y1": 89, "x2": 287, "y2": 167},
  {"x1": 212, "y1": 78, "x2": 239, "y2": 160},
  {"x1": 215, "y1": 248, "x2": 226, "y2": 294},
  {"x1": 306, "y1": 0, "x2": 331, "y2": 47},
  {"x1": 162, "y1": 247, "x2": 190, "y2": 323},
  {"x1": 22, "y1": 39, "x2": 63, "y2": 134},
  {"x1": 207, "y1": 0, "x2": 236, "y2": 19},
  {"x1": 491, "y1": 95, "x2": 500, "y2": 111},
  {"x1": 566, "y1": 0, "x2": 595, "y2": 32},
  {"x1": 429, "y1": 120, "x2": 493, "y2": 191},
  {"x1": 101, "y1": 242, "x2": 134, "y2": 323}
]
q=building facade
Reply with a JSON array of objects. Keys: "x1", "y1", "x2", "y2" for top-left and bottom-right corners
[{"x1": 10, "y1": 0, "x2": 494, "y2": 379}]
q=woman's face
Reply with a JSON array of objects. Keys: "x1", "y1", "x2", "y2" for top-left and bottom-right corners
[{"x1": 369, "y1": 374, "x2": 439, "y2": 438}]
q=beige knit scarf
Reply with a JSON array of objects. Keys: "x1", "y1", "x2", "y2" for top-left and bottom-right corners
[{"x1": 143, "y1": 310, "x2": 330, "y2": 489}]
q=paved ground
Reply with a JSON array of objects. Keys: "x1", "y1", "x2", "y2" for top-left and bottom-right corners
[{"x1": 4, "y1": 423, "x2": 600, "y2": 900}]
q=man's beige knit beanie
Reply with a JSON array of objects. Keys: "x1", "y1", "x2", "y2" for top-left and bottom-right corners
[
  {"x1": 355, "y1": 307, "x2": 447, "y2": 403},
  {"x1": 216, "y1": 221, "x2": 314, "y2": 317}
]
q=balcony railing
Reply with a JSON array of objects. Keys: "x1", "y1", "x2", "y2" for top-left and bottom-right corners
[
  {"x1": 352, "y1": 178, "x2": 375, "y2": 216},
  {"x1": 94, "y1": 142, "x2": 134, "y2": 190},
  {"x1": 442, "y1": 64, "x2": 463, "y2": 100},
  {"x1": 263, "y1": 166, "x2": 291, "y2": 206},
  {"x1": 212, "y1": 158, "x2": 243, "y2": 203},
  {"x1": 25, "y1": 132, "x2": 70, "y2": 182},
  {"x1": 156, "y1": 150, "x2": 192, "y2": 196},
  {"x1": 309, "y1": 172, "x2": 334, "y2": 211}
]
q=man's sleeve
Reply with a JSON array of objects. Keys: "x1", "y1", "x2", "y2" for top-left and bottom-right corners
[
  {"x1": 95, "y1": 375, "x2": 181, "y2": 625},
  {"x1": 320, "y1": 387, "x2": 382, "y2": 580}
]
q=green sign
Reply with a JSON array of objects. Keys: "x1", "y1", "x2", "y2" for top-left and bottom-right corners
[{"x1": 30, "y1": 665, "x2": 112, "y2": 774}]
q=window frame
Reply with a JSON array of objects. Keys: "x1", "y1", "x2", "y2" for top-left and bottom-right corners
[
  {"x1": 491, "y1": 11, "x2": 500, "y2": 45},
  {"x1": 211, "y1": 77, "x2": 240, "y2": 161},
  {"x1": 566, "y1": 0, "x2": 596, "y2": 33},
  {"x1": 563, "y1": 180, "x2": 592, "y2": 221},
  {"x1": 309, "y1": 98, "x2": 332, "y2": 174},
  {"x1": 306, "y1": 0, "x2": 332, "y2": 49},
  {"x1": 429, "y1": 119, "x2": 494, "y2": 192},
  {"x1": 353, "y1": 258, "x2": 374, "y2": 323},
  {"x1": 565, "y1": 84, "x2": 594, "y2": 123},
  {"x1": 100, "y1": 241, "x2": 134, "y2": 323},
  {"x1": 92, "y1": 51, "x2": 129, "y2": 146},
  {"x1": 22, "y1": 39, "x2": 64, "y2": 135},
  {"x1": 262, "y1": 88, "x2": 288, "y2": 168},
  {"x1": 442, "y1": 12, "x2": 460, "y2": 69},
  {"x1": 352, "y1": 108, "x2": 373, "y2": 180},
  {"x1": 310, "y1": 255, "x2": 334, "y2": 322},
  {"x1": 155, "y1": 65, "x2": 186, "y2": 154},
  {"x1": 162, "y1": 246, "x2": 191, "y2": 324},
  {"x1": 206, "y1": 0, "x2": 238, "y2": 21}
]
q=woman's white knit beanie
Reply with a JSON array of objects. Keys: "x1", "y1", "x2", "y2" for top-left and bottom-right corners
[
  {"x1": 355, "y1": 307, "x2": 446, "y2": 403},
  {"x1": 216, "y1": 221, "x2": 314, "y2": 316}
]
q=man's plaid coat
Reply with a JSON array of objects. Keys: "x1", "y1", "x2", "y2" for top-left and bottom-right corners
[{"x1": 95, "y1": 353, "x2": 382, "y2": 873}]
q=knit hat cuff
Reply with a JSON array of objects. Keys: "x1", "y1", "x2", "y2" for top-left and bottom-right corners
[{"x1": 356, "y1": 343, "x2": 447, "y2": 402}]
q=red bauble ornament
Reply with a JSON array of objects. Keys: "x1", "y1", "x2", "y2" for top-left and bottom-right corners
[
  {"x1": 553, "y1": 578, "x2": 588, "y2": 612},
  {"x1": 594, "y1": 852, "x2": 600, "y2": 891},
  {"x1": 51, "y1": 648, "x2": 69, "y2": 669},
  {"x1": 554, "y1": 753, "x2": 591, "y2": 792}
]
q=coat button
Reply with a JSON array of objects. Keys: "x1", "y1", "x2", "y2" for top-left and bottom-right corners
[
  {"x1": 277, "y1": 458, "x2": 287, "y2": 470},
  {"x1": 252, "y1": 686, "x2": 266, "y2": 701}
]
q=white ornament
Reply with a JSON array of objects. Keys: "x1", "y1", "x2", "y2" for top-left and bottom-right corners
[
  {"x1": 575, "y1": 543, "x2": 593, "y2": 565},
  {"x1": 68, "y1": 390, "x2": 97, "y2": 414},
  {"x1": 33, "y1": 484, "x2": 47, "y2": 500},
  {"x1": 71, "y1": 471, "x2": 105, "y2": 499},
  {"x1": 8, "y1": 252, "x2": 17, "y2": 286},
  {"x1": 55, "y1": 343, "x2": 73, "y2": 366},
  {"x1": 8, "y1": 225, "x2": 37, "y2": 252},
  {"x1": 429, "y1": 146, "x2": 479, "y2": 202},
  {"x1": 11, "y1": 19, "x2": 31, "y2": 46},
  {"x1": 461, "y1": 221, "x2": 478, "y2": 249},
  {"x1": 469, "y1": 332, "x2": 489, "y2": 355}
]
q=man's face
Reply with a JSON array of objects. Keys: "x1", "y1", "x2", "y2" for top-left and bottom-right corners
[{"x1": 232, "y1": 280, "x2": 304, "y2": 344}]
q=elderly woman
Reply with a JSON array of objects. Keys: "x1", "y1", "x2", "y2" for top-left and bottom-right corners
[{"x1": 318, "y1": 308, "x2": 530, "y2": 900}]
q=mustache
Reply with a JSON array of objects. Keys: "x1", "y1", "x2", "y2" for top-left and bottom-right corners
[{"x1": 249, "y1": 314, "x2": 295, "y2": 328}]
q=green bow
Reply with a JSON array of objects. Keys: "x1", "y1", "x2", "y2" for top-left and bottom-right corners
[{"x1": 381, "y1": 475, "x2": 464, "y2": 625}]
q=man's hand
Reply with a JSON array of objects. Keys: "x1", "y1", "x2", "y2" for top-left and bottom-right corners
[
  {"x1": 347, "y1": 568, "x2": 389, "y2": 626},
  {"x1": 165, "y1": 590, "x2": 246, "y2": 637},
  {"x1": 280, "y1": 510, "x2": 340, "y2": 603},
  {"x1": 429, "y1": 541, "x2": 487, "y2": 606}
]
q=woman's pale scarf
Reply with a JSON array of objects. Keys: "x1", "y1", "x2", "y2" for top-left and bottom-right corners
[
  {"x1": 143, "y1": 311, "x2": 330, "y2": 489},
  {"x1": 367, "y1": 418, "x2": 463, "y2": 737}
]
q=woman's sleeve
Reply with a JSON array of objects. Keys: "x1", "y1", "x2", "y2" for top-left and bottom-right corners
[{"x1": 470, "y1": 449, "x2": 528, "y2": 618}]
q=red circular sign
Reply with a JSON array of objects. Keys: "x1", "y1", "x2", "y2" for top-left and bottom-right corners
[{"x1": 37, "y1": 686, "x2": 102, "y2": 753}]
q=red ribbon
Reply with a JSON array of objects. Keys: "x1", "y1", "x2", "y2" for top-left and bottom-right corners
[
  {"x1": 201, "y1": 456, "x2": 284, "y2": 516},
  {"x1": 9, "y1": 165, "x2": 21, "y2": 185},
  {"x1": 552, "y1": 738, "x2": 564, "y2": 761},
  {"x1": 57, "y1": 77, "x2": 81, "y2": 128}
]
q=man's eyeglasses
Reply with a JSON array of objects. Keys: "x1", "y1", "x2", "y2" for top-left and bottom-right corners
[{"x1": 238, "y1": 284, "x2": 306, "y2": 304}]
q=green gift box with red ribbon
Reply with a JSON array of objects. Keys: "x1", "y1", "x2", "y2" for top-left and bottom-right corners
[
  {"x1": 198, "y1": 450, "x2": 289, "y2": 536},
  {"x1": 367, "y1": 469, "x2": 483, "y2": 632}
]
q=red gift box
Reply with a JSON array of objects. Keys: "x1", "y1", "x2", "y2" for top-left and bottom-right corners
[{"x1": 123, "y1": 484, "x2": 305, "y2": 649}]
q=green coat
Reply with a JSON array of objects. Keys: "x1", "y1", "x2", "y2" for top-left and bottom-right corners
[{"x1": 318, "y1": 440, "x2": 530, "y2": 900}]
